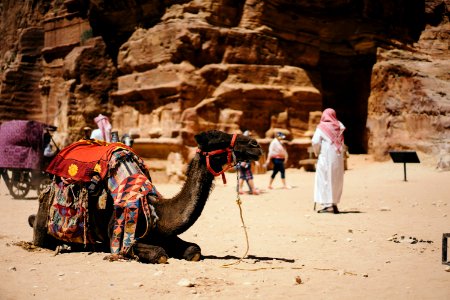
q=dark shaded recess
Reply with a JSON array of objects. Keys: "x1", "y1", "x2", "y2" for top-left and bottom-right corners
[
  {"x1": 319, "y1": 52, "x2": 376, "y2": 154},
  {"x1": 87, "y1": 0, "x2": 167, "y2": 65},
  {"x1": 425, "y1": 1, "x2": 449, "y2": 26},
  {"x1": 273, "y1": 0, "x2": 364, "y2": 18},
  {"x1": 362, "y1": 0, "x2": 425, "y2": 42},
  {"x1": 64, "y1": 0, "x2": 89, "y2": 16},
  {"x1": 206, "y1": 0, "x2": 245, "y2": 27},
  {"x1": 316, "y1": 0, "x2": 426, "y2": 154}
]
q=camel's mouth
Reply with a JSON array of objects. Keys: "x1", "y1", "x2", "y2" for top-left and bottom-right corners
[
  {"x1": 244, "y1": 149, "x2": 263, "y2": 161},
  {"x1": 234, "y1": 138, "x2": 263, "y2": 162}
]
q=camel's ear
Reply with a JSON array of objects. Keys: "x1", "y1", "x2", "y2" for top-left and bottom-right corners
[{"x1": 194, "y1": 132, "x2": 208, "y2": 147}]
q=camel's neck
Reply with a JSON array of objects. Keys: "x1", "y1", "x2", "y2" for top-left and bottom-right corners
[{"x1": 154, "y1": 155, "x2": 215, "y2": 236}]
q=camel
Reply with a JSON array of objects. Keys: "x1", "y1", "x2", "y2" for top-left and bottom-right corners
[{"x1": 29, "y1": 130, "x2": 263, "y2": 263}]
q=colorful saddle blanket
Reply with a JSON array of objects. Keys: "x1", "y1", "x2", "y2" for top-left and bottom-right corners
[
  {"x1": 45, "y1": 140, "x2": 159, "y2": 255},
  {"x1": 107, "y1": 149, "x2": 159, "y2": 255},
  {"x1": 47, "y1": 182, "x2": 93, "y2": 244},
  {"x1": 46, "y1": 139, "x2": 134, "y2": 182}
]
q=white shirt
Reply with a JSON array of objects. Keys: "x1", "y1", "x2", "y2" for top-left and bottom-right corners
[{"x1": 267, "y1": 138, "x2": 288, "y2": 162}]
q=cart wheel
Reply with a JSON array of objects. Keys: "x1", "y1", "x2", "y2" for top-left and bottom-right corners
[
  {"x1": 8, "y1": 170, "x2": 31, "y2": 199},
  {"x1": 37, "y1": 177, "x2": 52, "y2": 196}
]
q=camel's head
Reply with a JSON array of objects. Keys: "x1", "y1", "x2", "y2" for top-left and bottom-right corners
[{"x1": 195, "y1": 130, "x2": 263, "y2": 174}]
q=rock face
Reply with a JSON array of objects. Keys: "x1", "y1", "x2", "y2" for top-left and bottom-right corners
[
  {"x1": 0, "y1": 0, "x2": 448, "y2": 169},
  {"x1": 367, "y1": 0, "x2": 450, "y2": 169},
  {"x1": 0, "y1": 1, "x2": 47, "y2": 122}
]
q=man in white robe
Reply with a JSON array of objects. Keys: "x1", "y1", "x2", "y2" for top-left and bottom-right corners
[{"x1": 312, "y1": 108, "x2": 345, "y2": 214}]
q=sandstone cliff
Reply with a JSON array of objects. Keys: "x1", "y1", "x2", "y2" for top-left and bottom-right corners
[
  {"x1": 0, "y1": 0, "x2": 448, "y2": 170},
  {"x1": 368, "y1": 0, "x2": 450, "y2": 169}
]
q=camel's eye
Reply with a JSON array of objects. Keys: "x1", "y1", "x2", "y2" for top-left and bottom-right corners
[{"x1": 249, "y1": 140, "x2": 258, "y2": 147}]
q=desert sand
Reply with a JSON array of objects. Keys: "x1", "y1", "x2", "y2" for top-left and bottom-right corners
[{"x1": 0, "y1": 154, "x2": 449, "y2": 300}]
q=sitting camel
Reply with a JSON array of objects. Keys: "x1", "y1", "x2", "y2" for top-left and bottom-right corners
[{"x1": 29, "y1": 130, "x2": 262, "y2": 263}]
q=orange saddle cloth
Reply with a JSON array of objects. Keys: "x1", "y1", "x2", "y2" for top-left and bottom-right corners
[{"x1": 46, "y1": 139, "x2": 134, "y2": 182}]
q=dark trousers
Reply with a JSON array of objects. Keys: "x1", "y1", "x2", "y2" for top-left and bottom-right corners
[{"x1": 271, "y1": 158, "x2": 285, "y2": 179}]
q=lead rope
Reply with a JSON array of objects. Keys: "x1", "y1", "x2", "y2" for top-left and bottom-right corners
[
  {"x1": 219, "y1": 163, "x2": 303, "y2": 271},
  {"x1": 221, "y1": 168, "x2": 250, "y2": 268}
]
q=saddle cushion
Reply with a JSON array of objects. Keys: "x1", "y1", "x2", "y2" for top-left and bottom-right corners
[{"x1": 46, "y1": 139, "x2": 134, "y2": 182}]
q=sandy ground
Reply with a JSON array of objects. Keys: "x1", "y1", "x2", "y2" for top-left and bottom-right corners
[{"x1": 0, "y1": 154, "x2": 449, "y2": 300}]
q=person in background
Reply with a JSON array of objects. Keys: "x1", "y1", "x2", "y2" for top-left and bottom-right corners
[
  {"x1": 110, "y1": 131, "x2": 119, "y2": 143},
  {"x1": 121, "y1": 133, "x2": 134, "y2": 147},
  {"x1": 83, "y1": 126, "x2": 92, "y2": 140},
  {"x1": 42, "y1": 128, "x2": 58, "y2": 169},
  {"x1": 43, "y1": 131, "x2": 56, "y2": 158},
  {"x1": 312, "y1": 108, "x2": 346, "y2": 214},
  {"x1": 264, "y1": 132, "x2": 291, "y2": 189},
  {"x1": 43, "y1": 143, "x2": 55, "y2": 158},
  {"x1": 90, "y1": 114, "x2": 112, "y2": 142},
  {"x1": 238, "y1": 130, "x2": 260, "y2": 195}
]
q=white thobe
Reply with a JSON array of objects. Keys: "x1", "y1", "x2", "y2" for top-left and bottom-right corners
[{"x1": 312, "y1": 126, "x2": 345, "y2": 206}]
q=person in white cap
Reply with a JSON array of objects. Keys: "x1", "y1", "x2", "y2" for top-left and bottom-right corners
[{"x1": 264, "y1": 132, "x2": 291, "y2": 189}]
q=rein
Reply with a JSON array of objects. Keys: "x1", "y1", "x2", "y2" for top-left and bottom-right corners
[{"x1": 196, "y1": 133, "x2": 237, "y2": 184}]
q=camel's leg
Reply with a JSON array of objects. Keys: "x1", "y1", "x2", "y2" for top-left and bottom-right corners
[
  {"x1": 106, "y1": 213, "x2": 168, "y2": 263},
  {"x1": 28, "y1": 214, "x2": 35, "y2": 228},
  {"x1": 132, "y1": 243, "x2": 168, "y2": 264},
  {"x1": 32, "y1": 188, "x2": 58, "y2": 249},
  {"x1": 160, "y1": 236, "x2": 202, "y2": 262}
]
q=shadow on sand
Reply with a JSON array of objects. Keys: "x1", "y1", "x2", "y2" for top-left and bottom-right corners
[
  {"x1": 19, "y1": 196, "x2": 38, "y2": 201},
  {"x1": 339, "y1": 210, "x2": 363, "y2": 214},
  {"x1": 203, "y1": 254, "x2": 295, "y2": 263},
  {"x1": 313, "y1": 208, "x2": 364, "y2": 214}
]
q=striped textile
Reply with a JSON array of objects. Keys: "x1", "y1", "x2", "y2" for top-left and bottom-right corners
[{"x1": 107, "y1": 150, "x2": 159, "y2": 255}]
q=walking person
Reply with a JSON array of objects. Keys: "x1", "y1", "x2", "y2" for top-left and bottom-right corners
[
  {"x1": 312, "y1": 108, "x2": 346, "y2": 214},
  {"x1": 265, "y1": 132, "x2": 291, "y2": 189},
  {"x1": 238, "y1": 160, "x2": 261, "y2": 195},
  {"x1": 238, "y1": 130, "x2": 260, "y2": 195}
]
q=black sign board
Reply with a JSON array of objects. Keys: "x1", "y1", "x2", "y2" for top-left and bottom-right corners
[
  {"x1": 389, "y1": 151, "x2": 420, "y2": 181},
  {"x1": 443, "y1": 233, "x2": 450, "y2": 266}
]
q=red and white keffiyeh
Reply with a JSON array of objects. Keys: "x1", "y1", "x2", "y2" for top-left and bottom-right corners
[
  {"x1": 94, "y1": 114, "x2": 112, "y2": 142},
  {"x1": 317, "y1": 108, "x2": 345, "y2": 153}
]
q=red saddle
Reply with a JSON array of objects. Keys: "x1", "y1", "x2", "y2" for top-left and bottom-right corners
[{"x1": 46, "y1": 139, "x2": 134, "y2": 182}]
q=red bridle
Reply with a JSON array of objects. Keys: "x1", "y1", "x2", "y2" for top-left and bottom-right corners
[{"x1": 196, "y1": 133, "x2": 238, "y2": 184}]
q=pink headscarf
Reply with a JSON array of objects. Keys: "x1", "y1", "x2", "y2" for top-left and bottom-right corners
[
  {"x1": 94, "y1": 114, "x2": 112, "y2": 142},
  {"x1": 317, "y1": 108, "x2": 345, "y2": 153}
]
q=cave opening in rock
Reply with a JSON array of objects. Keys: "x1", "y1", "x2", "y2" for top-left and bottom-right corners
[{"x1": 319, "y1": 52, "x2": 376, "y2": 154}]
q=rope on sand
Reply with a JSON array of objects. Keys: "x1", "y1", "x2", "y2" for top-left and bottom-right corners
[
  {"x1": 221, "y1": 171, "x2": 296, "y2": 271},
  {"x1": 221, "y1": 170, "x2": 304, "y2": 271},
  {"x1": 221, "y1": 171, "x2": 250, "y2": 268}
]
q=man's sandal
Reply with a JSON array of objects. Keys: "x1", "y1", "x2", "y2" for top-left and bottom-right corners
[{"x1": 318, "y1": 206, "x2": 339, "y2": 214}]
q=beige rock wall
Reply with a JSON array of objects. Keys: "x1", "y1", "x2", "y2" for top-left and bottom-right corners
[
  {"x1": 2, "y1": 0, "x2": 448, "y2": 170},
  {"x1": 367, "y1": 0, "x2": 450, "y2": 168}
]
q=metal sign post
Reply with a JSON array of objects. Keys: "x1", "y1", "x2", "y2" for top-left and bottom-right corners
[{"x1": 389, "y1": 151, "x2": 420, "y2": 181}]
